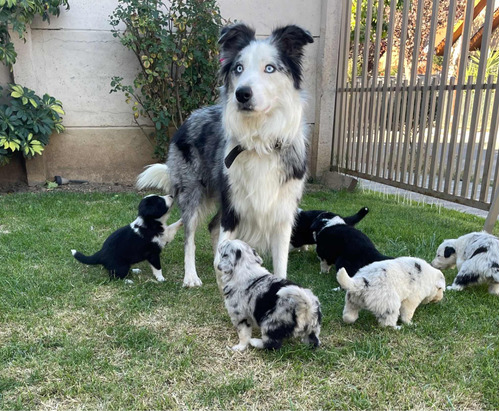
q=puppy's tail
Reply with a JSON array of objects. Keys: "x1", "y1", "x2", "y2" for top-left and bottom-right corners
[
  {"x1": 71, "y1": 249, "x2": 102, "y2": 265},
  {"x1": 343, "y1": 207, "x2": 369, "y2": 226},
  {"x1": 337, "y1": 267, "x2": 357, "y2": 291},
  {"x1": 277, "y1": 286, "x2": 321, "y2": 330},
  {"x1": 136, "y1": 163, "x2": 172, "y2": 193}
]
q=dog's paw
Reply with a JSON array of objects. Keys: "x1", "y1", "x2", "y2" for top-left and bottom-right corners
[
  {"x1": 124, "y1": 279, "x2": 134, "y2": 285},
  {"x1": 392, "y1": 325, "x2": 402, "y2": 330},
  {"x1": 250, "y1": 338, "x2": 264, "y2": 349},
  {"x1": 182, "y1": 276, "x2": 203, "y2": 287},
  {"x1": 332, "y1": 287, "x2": 342, "y2": 292},
  {"x1": 155, "y1": 276, "x2": 165, "y2": 282},
  {"x1": 131, "y1": 268, "x2": 142, "y2": 274},
  {"x1": 446, "y1": 284, "x2": 463, "y2": 291},
  {"x1": 231, "y1": 344, "x2": 248, "y2": 352}
]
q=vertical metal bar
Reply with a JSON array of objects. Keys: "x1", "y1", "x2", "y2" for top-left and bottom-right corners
[
  {"x1": 428, "y1": 0, "x2": 457, "y2": 189},
  {"x1": 480, "y1": 82, "x2": 499, "y2": 202},
  {"x1": 366, "y1": 0, "x2": 385, "y2": 175},
  {"x1": 436, "y1": 77, "x2": 457, "y2": 191},
  {"x1": 422, "y1": 77, "x2": 439, "y2": 188},
  {"x1": 408, "y1": 78, "x2": 423, "y2": 186},
  {"x1": 401, "y1": 0, "x2": 425, "y2": 184},
  {"x1": 390, "y1": 0, "x2": 410, "y2": 180},
  {"x1": 453, "y1": 76, "x2": 475, "y2": 196},
  {"x1": 395, "y1": 80, "x2": 409, "y2": 182},
  {"x1": 384, "y1": 78, "x2": 396, "y2": 179},
  {"x1": 484, "y1": 175, "x2": 499, "y2": 233},
  {"x1": 376, "y1": 0, "x2": 397, "y2": 178},
  {"x1": 444, "y1": 0, "x2": 476, "y2": 193},
  {"x1": 356, "y1": 0, "x2": 374, "y2": 173},
  {"x1": 333, "y1": 0, "x2": 353, "y2": 170},
  {"x1": 351, "y1": 78, "x2": 362, "y2": 171},
  {"x1": 471, "y1": 76, "x2": 494, "y2": 200},
  {"x1": 461, "y1": 0, "x2": 495, "y2": 197}
]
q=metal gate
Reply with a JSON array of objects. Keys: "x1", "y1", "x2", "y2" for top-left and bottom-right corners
[{"x1": 332, "y1": 0, "x2": 499, "y2": 212}]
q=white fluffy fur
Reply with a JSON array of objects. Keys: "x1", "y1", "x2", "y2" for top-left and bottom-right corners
[
  {"x1": 431, "y1": 231, "x2": 499, "y2": 295},
  {"x1": 337, "y1": 257, "x2": 446, "y2": 329}
]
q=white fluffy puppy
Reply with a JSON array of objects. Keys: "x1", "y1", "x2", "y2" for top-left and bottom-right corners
[
  {"x1": 217, "y1": 239, "x2": 321, "y2": 351},
  {"x1": 431, "y1": 231, "x2": 499, "y2": 295},
  {"x1": 337, "y1": 257, "x2": 445, "y2": 329}
]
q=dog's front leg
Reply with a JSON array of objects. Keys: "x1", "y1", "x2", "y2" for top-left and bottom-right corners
[
  {"x1": 163, "y1": 219, "x2": 183, "y2": 243},
  {"x1": 232, "y1": 320, "x2": 252, "y2": 351},
  {"x1": 271, "y1": 224, "x2": 293, "y2": 278}
]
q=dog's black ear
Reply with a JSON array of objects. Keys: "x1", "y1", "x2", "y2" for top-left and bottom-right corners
[
  {"x1": 444, "y1": 246, "x2": 456, "y2": 258},
  {"x1": 270, "y1": 25, "x2": 314, "y2": 89},
  {"x1": 310, "y1": 212, "x2": 328, "y2": 233},
  {"x1": 235, "y1": 249, "x2": 242, "y2": 261},
  {"x1": 218, "y1": 24, "x2": 255, "y2": 80}
]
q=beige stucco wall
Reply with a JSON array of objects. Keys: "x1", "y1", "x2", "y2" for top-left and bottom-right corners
[{"x1": 5, "y1": 0, "x2": 339, "y2": 184}]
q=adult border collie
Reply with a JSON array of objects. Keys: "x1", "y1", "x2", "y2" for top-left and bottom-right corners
[{"x1": 137, "y1": 24, "x2": 313, "y2": 287}]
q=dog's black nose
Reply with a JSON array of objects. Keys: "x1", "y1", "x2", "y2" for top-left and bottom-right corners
[{"x1": 235, "y1": 86, "x2": 253, "y2": 104}]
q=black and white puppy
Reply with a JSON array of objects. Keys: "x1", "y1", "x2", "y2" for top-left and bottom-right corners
[
  {"x1": 431, "y1": 231, "x2": 499, "y2": 295},
  {"x1": 290, "y1": 206, "x2": 369, "y2": 251},
  {"x1": 71, "y1": 195, "x2": 182, "y2": 281},
  {"x1": 217, "y1": 239, "x2": 321, "y2": 351},
  {"x1": 337, "y1": 257, "x2": 446, "y2": 329},
  {"x1": 310, "y1": 211, "x2": 391, "y2": 276}
]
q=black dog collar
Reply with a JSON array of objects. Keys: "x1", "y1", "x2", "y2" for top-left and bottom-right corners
[{"x1": 224, "y1": 145, "x2": 245, "y2": 169}]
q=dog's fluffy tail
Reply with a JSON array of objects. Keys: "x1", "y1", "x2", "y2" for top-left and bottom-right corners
[
  {"x1": 71, "y1": 249, "x2": 102, "y2": 265},
  {"x1": 343, "y1": 207, "x2": 369, "y2": 226},
  {"x1": 136, "y1": 163, "x2": 171, "y2": 192},
  {"x1": 277, "y1": 285, "x2": 321, "y2": 330},
  {"x1": 337, "y1": 267, "x2": 357, "y2": 291}
]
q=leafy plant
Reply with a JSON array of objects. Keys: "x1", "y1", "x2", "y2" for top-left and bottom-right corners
[
  {"x1": 0, "y1": 0, "x2": 70, "y2": 67},
  {"x1": 466, "y1": 49, "x2": 499, "y2": 80},
  {"x1": 109, "y1": 0, "x2": 225, "y2": 160},
  {"x1": 0, "y1": 84, "x2": 64, "y2": 165}
]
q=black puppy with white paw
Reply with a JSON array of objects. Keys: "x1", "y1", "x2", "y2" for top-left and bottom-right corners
[
  {"x1": 72, "y1": 195, "x2": 182, "y2": 281},
  {"x1": 290, "y1": 207, "x2": 369, "y2": 251},
  {"x1": 311, "y1": 210, "x2": 391, "y2": 276}
]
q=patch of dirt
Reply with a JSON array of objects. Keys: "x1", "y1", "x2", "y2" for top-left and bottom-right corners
[{"x1": 0, "y1": 181, "x2": 138, "y2": 194}]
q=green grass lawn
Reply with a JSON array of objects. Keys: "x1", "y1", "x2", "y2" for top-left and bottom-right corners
[{"x1": 0, "y1": 185, "x2": 498, "y2": 410}]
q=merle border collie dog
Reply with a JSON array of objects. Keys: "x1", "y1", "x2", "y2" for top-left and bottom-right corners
[
  {"x1": 137, "y1": 24, "x2": 314, "y2": 287},
  {"x1": 71, "y1": 195, "x2": 182, "y2": 281},
  {"x1": 310, "y1": 211, "x2": 392, "y2": 276},
  {"x1": 290, "y1": 206, "x2": 369, "y2": 251}
]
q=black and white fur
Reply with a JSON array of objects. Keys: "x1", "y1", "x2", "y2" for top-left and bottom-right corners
[
  {"x1": 137, "y1": 24, "x2": 314, "y2": 287},
  {"x1": 217, "y1": 239, "x2": 321, "y2": 351},
  {"x1": 337, "y1": 257, "x2": 446, "y2": 329},
  {"x1": 310, "y1": 210, "x2": 391, "y2": 276},
  {"x1": 431, "y1": 231, "x2": 499, "y2": 295},
  {"x1": 71, "y1": 195, "x2": 182, "y2": 281},
  {"x1": 290, "y1": 206, "x2": 369, "y2": 251}
]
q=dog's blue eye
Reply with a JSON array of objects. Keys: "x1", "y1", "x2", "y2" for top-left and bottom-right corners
[
  {"x1": 265, "y1": 64, "x2": 276, "y2": 73},
  {"x1": 235, "y1": 64, "x2": 243, "y2": 74}
]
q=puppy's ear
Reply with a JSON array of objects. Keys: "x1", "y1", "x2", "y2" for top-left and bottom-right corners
[
  {"x1": 444, "y1": 246, "x2": 456, "y2": 258},
  {"x1": 270, "y1": 25, "x2": 314, "y2": 88},
  {"x1": 310, "y1": 212, "x2": 328, "y2": 233},
  {"x1": 138, "y1": 196, "x2": 168, "y2": 219},
  {"x1": 252, "y1": 248, "x2": 263, "y2": 265}
]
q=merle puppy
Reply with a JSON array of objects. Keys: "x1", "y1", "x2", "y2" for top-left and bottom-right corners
[
  {"x1": 290, "y1": 206, "x2": 369, "y2": 251},
  {"x1": 72, "y1": 195, "x2": 182, "y2": 281},
  {"x1": 217, "y1": 239, "x2": 321, "y2": 351},
  {"x1": 311, "y1": 211, "x2": 391, "y2": 276}
]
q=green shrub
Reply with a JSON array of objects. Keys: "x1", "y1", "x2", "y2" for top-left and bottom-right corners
[
  {"x1": 109, "y1": 0, "x2": 225, "y2": 160},
  {"x1": 0, "y1": 0, "x2": 69, "y2": 166},
  {"x1": 0, "y1": 84, "x2": 64, "y2": 165}
]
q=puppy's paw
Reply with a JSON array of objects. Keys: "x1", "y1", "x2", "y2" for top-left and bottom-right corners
[
  {"x1": 250, "y1": 338, "x2": 264, "y2": 349},
  {"x1": 332, "y1": 287, "x2": 341, "y2": 292},
  {"x1": 231, "y1": 344, "x2": 248, "y2": 352},
  {"x1": 446, "y1": 284, "x2": 463, "y2": 291},
  {"x1": 392, "y1": 325, "x2": 402, "y2": 330},
  {"x1": 124, "y1": 279, "x2": 134, "y2": 285},
  {"x1": 131, "y1": 268, "x2": 142, "y2": 274},
  {"x1": 155, "y1": 276, "x2": 165, "y2": 282}
]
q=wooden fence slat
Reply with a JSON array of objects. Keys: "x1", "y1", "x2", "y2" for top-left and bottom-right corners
[
  {"x1": 408, "y1": 77, "x2": 423, "y2": 186},
  {"x1": 471, "y1": 76, "x2": 494, "y2": 200},
  {"x1": 480, "y1": 82, "x2": 499, "y2": 202},
  {"x1": 421, "y1": 77, "x2": 440, "y2": 188},
  {"x1": 444, "y1": 0, "x2": 476, "y2": 193},
  {"x1": 460, "y1": 0, "x2": 495, "y2": 197},
  {"x1": 428, "y1": 0, "x2": 458, "y2": 190}
]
